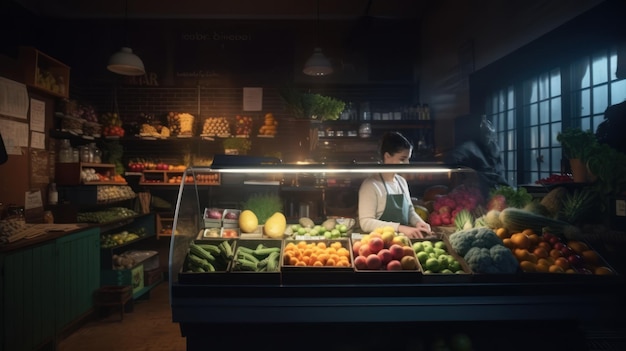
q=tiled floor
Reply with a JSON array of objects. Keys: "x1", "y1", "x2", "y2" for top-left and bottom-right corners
[{"x1": 57, "y1": 282, "x2": 186, "y2": 351}]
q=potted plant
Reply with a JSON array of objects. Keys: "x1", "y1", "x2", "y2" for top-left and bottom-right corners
[
  {"x1": 556, "y1": 128, "x2": 599, "y2": 182},
  {"x1": 222, "y1": 137, "x2": 251, "y2": 155}
]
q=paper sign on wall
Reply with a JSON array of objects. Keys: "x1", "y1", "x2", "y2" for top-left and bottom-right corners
[{"x1": 243, "y1": 87, "x2": 263, "y2": 111}]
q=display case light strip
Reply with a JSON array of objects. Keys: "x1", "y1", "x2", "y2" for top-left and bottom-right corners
[{"x1": 213, "y1": 167, "x2": 455, "y2": 174}]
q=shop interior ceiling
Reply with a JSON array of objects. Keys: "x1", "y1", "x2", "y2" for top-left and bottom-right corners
[{"x1": 12, "y1": 0, "x2": 431, "y2": 20}]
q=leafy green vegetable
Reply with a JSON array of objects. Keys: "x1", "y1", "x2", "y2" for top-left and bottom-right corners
[
  {"x1": 241, "y1": 193, "x2": 283, "y2": 224},
  {"x1": 489, "y1": 185, "x2": 532, "y2": 208},
  {"x1": 279, "y1": 86, "x2": 345, "y2": 121}
]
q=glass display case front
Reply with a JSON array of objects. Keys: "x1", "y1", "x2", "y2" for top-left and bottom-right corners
[{"x1": 167, "y1": 160, "x2": 624, "y2": 351}]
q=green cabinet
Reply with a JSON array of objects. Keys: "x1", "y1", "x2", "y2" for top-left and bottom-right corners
[
  {"x1": 55, "y1": 228, "x2": 100, "y2": 331},
  {"x1": 0, "y1": 227, "x2": 100, "y2": 351},
  {"x1": 1, "y1": 242, "x2": 56, "y2": 351}
]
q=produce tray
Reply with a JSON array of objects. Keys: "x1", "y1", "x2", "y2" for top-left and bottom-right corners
[
  {"x1": 350, "y1": 233, "x2": 421, "y2": 284},
  {"x1": 411, "y1": 236, "x2": 472, "y2": 283},
  {"x1": 281, "y1": 239, "x2": 356, "y2": 285},
  {"x1": 519, "y1": 240, "x2": 621, "y2": 283},
  {"x1": 178, "y1": 238, "x2": 237, "y2": 284},
  {"x1": 229, "y1": 239, "x2": 282, "y2": 285}
]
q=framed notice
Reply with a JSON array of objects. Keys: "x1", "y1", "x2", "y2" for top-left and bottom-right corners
[{"x1": 243, "y1": 87, "x2": 263, "y2": 111}]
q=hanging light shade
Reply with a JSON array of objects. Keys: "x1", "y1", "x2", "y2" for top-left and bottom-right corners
[
  {"x1": 303, "y1": 0, "x2": 332, "y2": 76},
  {"x1": 108, "y1": 47, "x2": 145, "y2": 76},
  {"x1": 303, "y1": 47, "x2": 333, "y2": 76}
]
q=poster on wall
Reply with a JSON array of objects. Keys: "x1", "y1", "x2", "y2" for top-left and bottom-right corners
[
  {"x1": 243, "y1": 87, "x2": 263, "y2": 111},
  {"x1": 0, "y1": 119, "x2": 28, "y2": 155},
  {"x1": 0, "y1": 77, "x2": 29, "y2": 119}
]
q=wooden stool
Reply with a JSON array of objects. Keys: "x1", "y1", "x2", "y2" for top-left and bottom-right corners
[{"x1": 94, "y1": 285, "x2": 133, "y2": 321}]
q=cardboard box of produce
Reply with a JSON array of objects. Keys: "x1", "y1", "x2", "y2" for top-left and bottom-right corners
[
  {"x1": 351, "y1": 233, "x2": 421, "y2": 284},
  {"x1": 281, "y1": 239, "x2": 356, "y2": 284},
  {"x1": 412, "y1": 236, "x2": 472, "y2": 284},
  {"x1": 178, "y1": 238, "x2": 237, "y2": 284},
  {"x1": 229, "y1": 238, "x2": 282, "y2": 285}
]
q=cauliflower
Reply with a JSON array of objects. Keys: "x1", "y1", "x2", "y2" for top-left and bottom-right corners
[
  {"x1": 489, "y1": 244, "x2": 519, "y2": 274},
  {"x1": 463, "y1": 244, "x2": 519, "y2": 274},
  {"x1": 448, "y1": 227, "x2": 502, "y2": 257},
  {"x1": 464, "y1": 247, "x2": 496, "y2": 273}
]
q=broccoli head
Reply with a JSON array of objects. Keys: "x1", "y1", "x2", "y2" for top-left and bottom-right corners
[
  {"x1": 464, "y1": 247, "x2": 497, "y2": 274},
  {"x1": 489, "y1": 244, "x2": 519, "y2": 274},
  {"x1": 448, "y1": 227, "x2": 502, "y2": 257}
]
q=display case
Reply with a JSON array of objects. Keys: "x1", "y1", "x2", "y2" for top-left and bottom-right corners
[{"x1": 168, "y1": 162, "x2": 625, "y2": 351}]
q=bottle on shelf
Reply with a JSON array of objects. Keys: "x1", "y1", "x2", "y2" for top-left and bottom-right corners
[{"x1": 48, "y1": 182, "x2": 58, "y2": 205}]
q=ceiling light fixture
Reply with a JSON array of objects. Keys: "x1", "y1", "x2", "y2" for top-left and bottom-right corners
[
  {"x1": 107, "y1": 0, "x2": 145, "y2": 76},
  {"x1": 303, "y1": 0, "x2": 333, "y2": 76}
]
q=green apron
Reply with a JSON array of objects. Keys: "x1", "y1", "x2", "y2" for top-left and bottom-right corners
[{"x1": 378, "y1": 173, "x2": 410, "y2": 225}]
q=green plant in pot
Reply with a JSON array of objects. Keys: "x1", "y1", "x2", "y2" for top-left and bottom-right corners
[
  {"x1": 222, "y1": 137, "x2": 251, "y2": 155},
  {"x1": 586, "y1": 142, "x2": 626, "y2": 197},
  {"x1": 556, "y1": 128, "x2": 599, "y2": 182}
]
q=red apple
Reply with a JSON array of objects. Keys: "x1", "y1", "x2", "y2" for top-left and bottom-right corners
[
  {"x1": 359, "y1": 243, "x2": 372, "y2": 257},
  {"x1": 377, "y1": 249, "x2": 393, "y2": 265},
  {"x1": 353, "y1": 255, "x2": 368, "y2": 270},
  {"x1": 386, "y1": 260, "x2": 402, "y2": 270},
  {"x1": 369, "y1": 237, "x2": 384, "y2": 254},
  {"x1": 352, "y1": 241, "x2": 362, "y2": 257},
  {"x1": 389, "y1": 244, "x2": 404, "y2": 260},
  {"x1": 366, "y1": 254, "x2": 382, "y2": 270}
]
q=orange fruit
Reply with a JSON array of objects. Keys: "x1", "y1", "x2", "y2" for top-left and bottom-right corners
[
  {"x1": 537, "y1": 241, "x2": 552, "y2": 251},
  {"x1": 565, "y1": 268, "x2": 577, "y2": 274},
  {"x1": 549, "y1": 265, "x2": 565, "y2": 273},
  {"x1": 549, "y1": 248, "x2": 563, "y2": 258},
  {"x1": 519, "y1": 260, "x2": 536, "y2": 272},
  {"x1": 581, "y1": 250, "x2": 600, "y2": 265},
  {"x1": 554, "y1": 257, "x2": 570, "y2": 270},
  {"x1": 537, "y1": 258, "x2": 554, "y2": 267},
  {"x1": 594, "y1": 266, "x2": 614, "y2": 275},
  {"x1": 496, "y1": 227, "x2": 510, "y2": 239},
  {"x1": 535, "y1": 263, "x2": 549, "y2": 272},
  {"x1": 513, "y1": 248, "x2": 531, "y2": 262},
  {"x1": 533, "y1": 247, "x2": 549, "y2": 259},
  {"x1": 502, "y1": 238, "x2": 514, "y2": 249},
  {"x1": 522, "y1": 229, "x2": 535, "y2": 236},
  {"x1": 528, "y1": 233, "x2": 541, "y2": 246},
  {"x1": 510, "y1": 233, "x2": 531, "y2": 249},
  {"x1": 567, "y1": 241, "x2": 589, "y2": 254}
]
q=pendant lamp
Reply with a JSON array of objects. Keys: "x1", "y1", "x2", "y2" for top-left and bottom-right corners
[
  {"x1": 107, "y1": 0, "x2": 145, "y2": 76},
  {"x1": 303, "y1": 0, "x2": 333, "y2": 76}
]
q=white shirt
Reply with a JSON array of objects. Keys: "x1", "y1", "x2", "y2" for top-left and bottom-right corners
[{"x1": 358, "y1": 174, "x2": 421, "y2": 233}]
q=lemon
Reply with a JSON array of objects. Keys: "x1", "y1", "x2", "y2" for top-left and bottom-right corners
[
  {"x1": 239, "y1": 210, "x2": 259, "y2": 233},
  {"x1": 263, "y1": 212, "x2": 286, "y2": 238}
]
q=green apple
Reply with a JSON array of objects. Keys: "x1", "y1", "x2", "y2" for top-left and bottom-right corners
[
  {"x1": 309, "y1": 229, "x2": 319, "y2": 236},
  {"x1": 434, "y1": 240, "x2": 446, "y2": 249},
  {"x1": 437, "y1": 255, "x2": 448, "y2": 270},
  {"x1": 338, "y1": 224, "x2": 348, "y2": 233},
  {"x1": 412, "y1": 242, "x2": 424, "y2": 252},
  {"x1": 297, "y1": 227, "x2": 307, "y2": 235},
  {"x1": 448, "y1": 260, "x2": 462, "y2": 272},
  {"x1": 440, "y1": 268, "x2": 453, "y2": 274},
  {"x1": 323, "y1": 231, "x2": 332, "y2": 239},
  {"x1": 424, "y1": 257, "x2": 440, "y2": 272},
  {"x1": 331, "y1": 229, "x2": 341, "y2": 238},
  {"x1": 291, "y1": 224, "x2": 300, "y2": 231},
  {"x1": 416, "y1": 251, "x2": 429, "y2": 264},
  {"x1": 433, "y1": 248, "x2": 446, "y2": 257}
]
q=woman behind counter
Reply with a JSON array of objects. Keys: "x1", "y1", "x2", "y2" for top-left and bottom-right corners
[{"x1": 358, "y1": 131, "x2": 431, "y2": 238}]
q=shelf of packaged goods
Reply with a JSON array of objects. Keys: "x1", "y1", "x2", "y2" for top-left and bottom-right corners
[
  {"x1": 55, "y1": 162, "x2": 125, "y2": 186},
  {"x1": 140, "y1": 170, "x2": 220, "y2": 186}
]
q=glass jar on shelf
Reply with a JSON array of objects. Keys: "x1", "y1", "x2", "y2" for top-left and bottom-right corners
[{"x1": 58, "y1": 139, "x2": 72, "y2": 163}]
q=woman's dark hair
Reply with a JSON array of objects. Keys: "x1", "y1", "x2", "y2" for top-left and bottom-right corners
[{"x1": 379, "y1": 131, "x2": 413, "y2": 159}]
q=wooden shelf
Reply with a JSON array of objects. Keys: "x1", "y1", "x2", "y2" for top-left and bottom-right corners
[
  {"x1": 55, "y1": 162, "x2": 124, "y2": 185},
  {"x1": 19, "y1": 46, "x2": 70, "y2": 98}
]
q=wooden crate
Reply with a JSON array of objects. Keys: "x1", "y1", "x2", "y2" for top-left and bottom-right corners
[{"x1": 19, "y1": 46, "x2": 70, "y2": 98}]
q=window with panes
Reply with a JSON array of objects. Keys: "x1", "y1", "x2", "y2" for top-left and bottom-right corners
[{"x1": 485, "y1": 48, "x2": 625, "y2": 185}]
